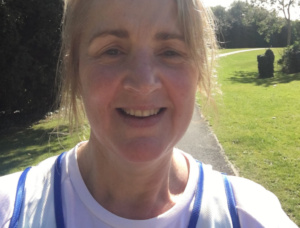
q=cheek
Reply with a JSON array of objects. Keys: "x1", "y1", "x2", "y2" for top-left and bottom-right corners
[
  {"x1": 162, "y1": 65, "x2": 198, "y2": 141},
  {"x1": 162, "y1": 65, "x2": 198, "y2": 105},
  {"x1": 79, "y1": 63, "x2": 121, "y2": 106}
]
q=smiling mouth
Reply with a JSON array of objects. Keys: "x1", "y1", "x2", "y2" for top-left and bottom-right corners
[{"x1": 117, "y1": 108, "x2": 166, "y2": 118}]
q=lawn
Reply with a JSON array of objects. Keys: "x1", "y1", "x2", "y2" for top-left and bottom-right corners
[
  {"x1": 0, "y1": 115, "x2": 87, "y2": 176},
  {"x1": 201, "y1": 48, "x2": 300, "y2": 225}
]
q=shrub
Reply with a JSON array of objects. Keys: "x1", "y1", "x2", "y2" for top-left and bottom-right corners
[
  {"x1": 257, "y1": 49, "x2": 275, "y2": 78},
  {"x1": 0, "y1": 0, "x2": 63, "y2": 114},
  {"x1": 278, "y1": 41, "x2": 300, "y2": 74}
]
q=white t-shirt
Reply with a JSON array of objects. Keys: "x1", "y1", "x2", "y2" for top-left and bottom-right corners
[{"x1": 0, "y1": 144, "x2": 298, "y2": 228}]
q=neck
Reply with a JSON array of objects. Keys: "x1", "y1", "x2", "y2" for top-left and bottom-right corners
[{"x1": 77, "y1": 139, "x2": 189, "y2": 219}]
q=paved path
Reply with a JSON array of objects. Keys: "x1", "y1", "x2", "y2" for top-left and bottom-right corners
[
  {"x1": 219, "y1": 48, "x2": 264, "y2": 57},
  {"x1": 176, "y1": 49, "x2": 263, "y2": 175}
]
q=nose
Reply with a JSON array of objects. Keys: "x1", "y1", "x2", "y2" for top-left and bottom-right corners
[{"x1": 123, "y1": 51, "x2": 162, "y2": 95}]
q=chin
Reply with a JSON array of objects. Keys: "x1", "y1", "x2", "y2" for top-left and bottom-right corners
[{"x1": 117, "y1": 138, "x2": 172, "y2": 163}]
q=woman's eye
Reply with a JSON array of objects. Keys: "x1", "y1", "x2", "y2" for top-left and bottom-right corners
[
  {"x1": 104, "y1": 49, "x2": 122, "y2": 56},
  {"x1": 163, "y1": 50, "x2": 180, "y2": 57},
  {"x1": 91, "y1": 47, "x2": 124, "y2": 63},
  {"x1": 160, "y1": 50, "x2": 185, "y2": 64}
]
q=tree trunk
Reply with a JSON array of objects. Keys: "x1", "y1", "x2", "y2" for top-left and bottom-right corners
[{"x1": 287, "y1": 19, "x2": 292, "y2": 46}]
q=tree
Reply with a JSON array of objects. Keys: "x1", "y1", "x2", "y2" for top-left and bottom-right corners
[
  {"x1": 227, "y1": 1, "x2": 251, "y2": 48},
  {"x1": 291, "y1": 20, "x2": 300, "y2": 41},
  {"x1": 0, "y1": 0, "x2": 63, "y2": 114},
  {"x1": 226, "y1": 1, "x2": 267, "y2": 48},
  {"x1": 211, "y1": 1, "x2": 298, "y2": 48},
  {"x1": 212, "y1": 1, "x2": 272, "y2": 48},
  {"x1": 243, "y1": 5, "x2": 285, "y2": 43},
  {"x1": 211, "y1": 6, "x2": 232, "y2": 46},
  {"x1": 250, "y1": 0, "x2": 299, "y2": 46}
]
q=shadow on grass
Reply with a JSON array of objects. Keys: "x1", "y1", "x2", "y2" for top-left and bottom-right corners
[
  {"x1": 0, "y1": 125, "x2": 70, "y2": 176},
  {"x1": 0, "y1": 112, "x2": 47, "y2": 136},
  {"x1": 228, "y1": 71, "x2": 300, "y2": 87}
]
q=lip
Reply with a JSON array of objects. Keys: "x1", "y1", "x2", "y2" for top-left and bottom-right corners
[{"x1": 116, "y1": 108, "x2": 166, "y2": 128}]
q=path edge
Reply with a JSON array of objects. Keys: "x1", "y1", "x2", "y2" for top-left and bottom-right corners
[
  {"x1": 210, "y1": 128, "x2": 240, "y2": 177},
  {"x1": 197, "y1": 105, "x2": 240, "y2": 177}
]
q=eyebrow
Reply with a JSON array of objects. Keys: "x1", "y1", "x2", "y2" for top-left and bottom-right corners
[
  {"x1": 155, "y1": 32, "x2": 184, "y2": 41},
  {"x1": 88, "y1": 29, "x2": 184, "y2": 45},
  {"x1": 88, "y1": 29, "x2": 129, "y2": 45}
]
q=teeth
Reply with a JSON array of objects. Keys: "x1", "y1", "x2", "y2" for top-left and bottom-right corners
[
  {"x1": 142, "y1": 110, "x2": 150, "y2": 117},
  {"x1": 130, "y1": 109, "x2": 135, "y2": 115},
  {"x1": 135, "y1": 110, "x2": 142, "y2": 117},
  {"x1": 122, "y1": 108, "x2": 161, "y2": 117}
]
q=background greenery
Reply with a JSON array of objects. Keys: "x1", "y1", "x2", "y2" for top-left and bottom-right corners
[
  {"x1": 0, "y1": 0, "x2": 62, "y2": 114},
  {"x1": 212, "y1": 1, "x2": 300, "y2": 48}
]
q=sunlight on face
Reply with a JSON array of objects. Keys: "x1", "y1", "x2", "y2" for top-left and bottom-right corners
[{"x1": 78, "y1": 0, "x2": 198, "y2": 163}]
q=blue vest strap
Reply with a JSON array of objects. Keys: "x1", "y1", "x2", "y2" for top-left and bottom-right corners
[
  {"x1": 54, "y1": 152, "x2": 66, "y2": 228},
  {"x1": 187, "y1": 161, "x2": 204, "y2": 228},
  {"x1": 8, "y1": 167, "x2": 31, "y2": 228},
  {"x1": 222, "y1": 174, "x2": 241, "y2": 228}
]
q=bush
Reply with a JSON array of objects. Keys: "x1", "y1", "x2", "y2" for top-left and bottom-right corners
[
  {"x1": 278, "y1": 41, "x2": 300, "y2": 74},
  {"x1": 0, "y1": 0, "x2": 63, "y2": 114},
  {"x1": 257, "y1": 49, "x2": 275, "y2": 78}
]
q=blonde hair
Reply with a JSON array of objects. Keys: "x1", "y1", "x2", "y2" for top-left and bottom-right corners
[{"x1": 56, "y1": 0, "x2": 218, "y2": 134}]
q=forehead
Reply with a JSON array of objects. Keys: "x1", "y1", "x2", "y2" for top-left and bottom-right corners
[{"x1": 82, "y1": 0, "x2": 181, "y2": 43}]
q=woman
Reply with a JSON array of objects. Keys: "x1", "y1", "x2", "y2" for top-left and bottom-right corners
[{"x1": 0, "y1": 0, "x2": 298, "y2": 227}]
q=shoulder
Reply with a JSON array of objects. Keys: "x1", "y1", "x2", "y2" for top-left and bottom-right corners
[
  {"x1": 0, "y1": 155, "x2": 58, "y2": 228},
  {"x1": 228, "y1": 176, "x2": 298, "y2": 228}
]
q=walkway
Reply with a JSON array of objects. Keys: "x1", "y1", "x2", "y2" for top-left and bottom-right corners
[
  {"x1": 176, "y1": 49, "x2": 263, "y2": 175},
  {"x1": 219, "y1": 48, "x2": 264, "y2": 57}
]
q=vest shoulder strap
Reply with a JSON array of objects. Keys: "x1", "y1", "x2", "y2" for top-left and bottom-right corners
[
  {"x1": 8, "y1": 167, "x2": 31, "y2": 228},
  {"x1": 9, "y1": 152, "x2": 66, "y2": 228},
  {"x1": 222, "y1": 174, "x2": 241, "y2": 228}
]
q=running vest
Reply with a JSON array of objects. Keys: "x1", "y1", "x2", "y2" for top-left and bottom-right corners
[{"x1": 8, "y1": 152, "x2": 241, "y2": 228}]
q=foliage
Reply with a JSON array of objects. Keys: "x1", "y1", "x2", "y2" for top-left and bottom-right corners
[
  {"x1": 212, "y1": 6, "x2": 232, "y2": 45},
  {"x1": 278, "y1": 41, "x2": 300, "y2": 73},
  {"x1": 243, "y1": 5, "x2": 285, "y2": 43},
  {"x1": 250, "y1": 0, "x2": 299, "y2": 46},
  {"x1": 257, "y1": 49, "x2": 275, "y2": 78},
  {"x1": 212, "y1": 1, "x2": 300, "y2": 48},
  {"x1": 201, "y1": 48, "x2": 300, "y2": 226},
  {"x1": 291, "y1": 20, "x2": 300, "y2": 41},
  {"x1": 0, "y1": 0, "x2": 63, "y2": 114},
  {"x1": 212, "y1": 2, "x2": 267, "y2": 48}
]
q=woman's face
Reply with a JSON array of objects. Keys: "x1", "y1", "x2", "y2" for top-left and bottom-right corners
[{"x1": 79, "y1": 0, "x2": 198, "y2": 163}]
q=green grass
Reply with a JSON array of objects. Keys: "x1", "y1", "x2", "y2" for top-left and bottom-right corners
[
  {"x1": 202, "y1": 48, "x2": 300, "y2": 225},
  {"x1": 0, "y1": 115, "x2": 87, "y2": 176}
]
